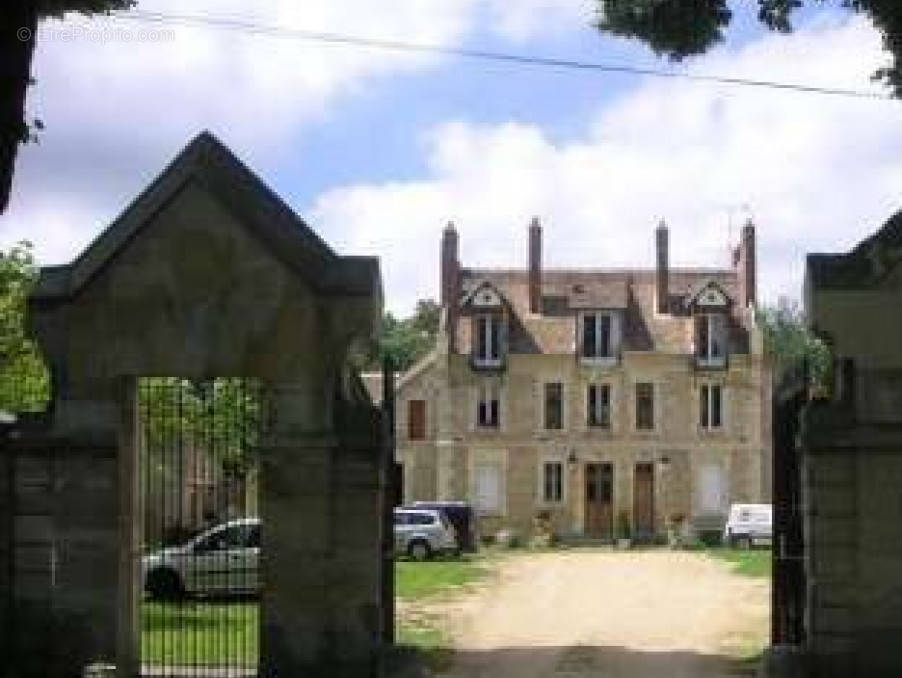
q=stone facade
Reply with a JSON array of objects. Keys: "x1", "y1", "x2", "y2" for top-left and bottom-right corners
[
  {"x1": 801, "y1": 211, "x2": 902, "y2": 676},
  {"x1": 1, "y1": 132, "x2": 388, "y2": 677},
  {"x1": 396, "y1": 220, "x2": 772, "y2": 542}
]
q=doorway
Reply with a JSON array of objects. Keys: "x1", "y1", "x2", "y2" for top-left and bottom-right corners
[
  {"x1": 584, "y1": 463, "x2": 614, "y2": 539},
  {"x1": 633, "y1": 462, "x2": 655, "y2": 540},
  {"x1": 138, "y1": 377, "x2": 262, "y2": 676}
]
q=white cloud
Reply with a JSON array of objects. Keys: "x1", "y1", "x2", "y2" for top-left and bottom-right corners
[
  {"x1": 313, "y1": 15, "x2": 902, "y2": 314},
  {"x1": 2, "y1": 0, "x2": 584, "y2": 264},
  {"x1": 485, "y1": 0, "x2": 594, "y2": 43}
]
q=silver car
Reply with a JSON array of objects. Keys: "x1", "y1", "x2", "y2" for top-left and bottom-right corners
[
  {"x1": 142, "y1": 518, "x2": 260, "y2": 599},
  {"x1": 394, "y1": 508, "x2": 458, "y2": 561}
]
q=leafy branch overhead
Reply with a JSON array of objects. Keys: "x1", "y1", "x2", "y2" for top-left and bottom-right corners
[{"x1": 597, "y1": 0, "x2": 902, "y2": 95}]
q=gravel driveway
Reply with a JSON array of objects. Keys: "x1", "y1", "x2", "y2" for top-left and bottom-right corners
[{"x1": 437, "y1": 550, "x2": 768, "y2": 678}]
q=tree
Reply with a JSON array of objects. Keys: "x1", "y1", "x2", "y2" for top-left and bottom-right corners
[
  {"x1": 0, "y1": 241, "x2": 50, "y2": 412},
  {"x1": 596, "y1": 1, "x2": 902, "y2": 96},
  {"x1": 366, "y1": 299, "x2": 440, "y2": 372},
  {"x1": 757, "y1": 297, "x2": 832, "y2": 393},
  {"x1": 1, "y1": 1, "x2": 134, "y2": 214}
]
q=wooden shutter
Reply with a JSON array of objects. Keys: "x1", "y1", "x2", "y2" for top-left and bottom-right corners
[{"x1": 408, "y1": 399, "x2": 426, "y2": 440}]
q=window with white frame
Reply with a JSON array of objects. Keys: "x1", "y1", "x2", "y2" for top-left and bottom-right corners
[
  {"x1": 476, "y1": 381, "x2": 500, "y2": 429},
  {"x1": 695, "y1": 313, "x2": 727, "y2": 366},
  {"x1": 699, "y1": 383, "x2": 724, "y2": 430},
  {"x1": 542, "y1": 461, "x2": 563, "y2": 503},
  {"x1": 474, "y1": 313, "x2": 504, "y2": 366},
  {"x1": 587, "y1": 383, "x2": 612, "y2": 429},
  {"x1": 474, "y1": 464, "x2": 501, "y2": 514},
  {"x1": 544, "y1": 382, "x2": 564, "y2": 430},
  {"x1": 581, "y1": 311, "x2": 619, "y2": 360}
]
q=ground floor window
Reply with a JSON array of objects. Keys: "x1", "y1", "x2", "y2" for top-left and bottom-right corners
[
  {"x1": 542, "y1": 461, "x2": 563, "y2": 502},
  {"x1": 474, "y1": 464, "x2": 501, "y2": 514},
  {"x1": 698, "y1": 463, "x2": 728, "y2": 514}
]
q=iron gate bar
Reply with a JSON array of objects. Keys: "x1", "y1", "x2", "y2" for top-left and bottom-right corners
[{"x1": 139, "y1": 378, "x2": 260, "y2": 677}]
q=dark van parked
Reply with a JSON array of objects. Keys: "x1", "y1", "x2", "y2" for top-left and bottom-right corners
[{"x1": 407, "y1": 501, "x2": 477, "y2": 553}]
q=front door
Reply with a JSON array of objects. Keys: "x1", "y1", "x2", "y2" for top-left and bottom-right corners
[
  {"x1": 633, "y1": 463, "x2": 655, "y2": 539},
  {"x1": 584, "y1": 463, "x2": 613, "y2": 539}
]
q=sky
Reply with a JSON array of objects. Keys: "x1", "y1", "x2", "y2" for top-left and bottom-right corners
[{"x1": 2, "y1": 1, "x2": 901, "y2": 315}]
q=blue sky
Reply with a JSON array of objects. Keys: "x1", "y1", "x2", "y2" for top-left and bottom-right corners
[{"x1": 2, "y1": 1, "x2": 900, "y2": 314}]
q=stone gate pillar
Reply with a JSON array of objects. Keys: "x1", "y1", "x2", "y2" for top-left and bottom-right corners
[
  {"x1": 19, "y1": 131, "x2": 386, "y2": 677},
  {"x1": 803, "y1": 213, "x2": 902, "y2": 676}
]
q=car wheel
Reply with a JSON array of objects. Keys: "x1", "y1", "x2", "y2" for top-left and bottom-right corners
[
  {"x1": 146, "y1": 568, "x2": 184, "y2": 601},
  {"x1": 408, "y1": 540, "x2": 431, "y2": 562}
]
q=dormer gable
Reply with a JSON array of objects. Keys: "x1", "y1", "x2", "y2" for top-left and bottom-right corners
[
  {"x1": 461, "y1": 280, "x2": 507, "y2": 310},
  {"x1": 687, "y1": 280, "x2": 732, "y2": 311}
]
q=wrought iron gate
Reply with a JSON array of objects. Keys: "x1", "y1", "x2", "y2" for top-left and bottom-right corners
[
  {"x1": 138, "y1": 378, "x2": 263, "y2": 677},
  {"x1": 772, "y1": 366, "x2": 808, "y2": 645}
]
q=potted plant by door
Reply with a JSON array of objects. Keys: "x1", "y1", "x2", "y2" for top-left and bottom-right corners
[{"x1": 615, "y1": 511, "x2": 631, "y2": 549}]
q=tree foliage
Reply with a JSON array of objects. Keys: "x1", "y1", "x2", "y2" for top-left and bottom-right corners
[
  {"x1": 0, "y1": 241, "x2": 50, "y2": 413},
  {"x1": 1, "y1": 1, "x2": 135, "y2": 214},
  {"x1": 139, "y1": 377, "x2": 263, "y2": 480},
  {"x1": 757, "y1": 297, "x2": 832, "y2": 392},
  {"x1": 366, "y1": 299, "x2": 440, "y2": 372},
  {"x1": 596, "y1": 1, "x2": 902, "y2": 95}
]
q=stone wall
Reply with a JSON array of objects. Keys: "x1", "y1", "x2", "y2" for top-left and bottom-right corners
[
  {"x1": 0, "y1": 431, "x2": 120, "y2": 676},
  {"x1": 802, "y1": 406, "x2": 902, "y2": 676}
]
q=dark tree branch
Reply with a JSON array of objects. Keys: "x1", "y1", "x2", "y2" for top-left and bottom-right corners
[{"x1": 0, "y1": 2, "x2": 38, "y2": 214}]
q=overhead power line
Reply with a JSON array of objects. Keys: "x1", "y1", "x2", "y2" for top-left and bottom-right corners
[{"x1": 115, "y1": 9, "x2": 890, "y2": 101}]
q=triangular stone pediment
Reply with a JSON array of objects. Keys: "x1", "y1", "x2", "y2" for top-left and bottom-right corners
[
  {"x1": 32, "y1": 131, "x2": 377, "y2": 303},
  {"x1": 27, "y1": 133, "x2": 382, "y2": 382},
  {"x1": 461, "y1": 280, "x2": 506, "y2": 309},
  {"x1": 688, "y1": 280, "x2": 732, "y2": 309}
]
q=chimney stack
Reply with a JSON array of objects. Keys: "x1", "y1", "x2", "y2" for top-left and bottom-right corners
[
  {"x1": 528, "y1": 217, "x2": 542, "y2": 314},
  {"x1": 738, "y1": 220, "x2": 757, "y2": 308},
  {"x1": 440, "y1": 222, "x2": 459, "y2": 307},
  {"x1": 655, "y1": 220, "x2": 669, "y2": 314}
]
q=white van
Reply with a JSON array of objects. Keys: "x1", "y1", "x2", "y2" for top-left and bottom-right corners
[{"x1": 723, "y1": 503, "x2": 772, "y2": 548}]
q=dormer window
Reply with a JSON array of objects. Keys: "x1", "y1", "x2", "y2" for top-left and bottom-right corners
[
  {"x1": 581, "y1": 311, "x2": 620, "y2": 363},
  {"x1": 696, "y1": 313, "x2": 727, "y2": 368},
  {"x1": 689, "y1": 281, "x2": 730, "y2": 369},
  {"x1": 474, "y1": 313, "x2": 504, "y2": 368}
]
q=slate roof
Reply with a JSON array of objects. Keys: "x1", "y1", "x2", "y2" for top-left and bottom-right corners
[{"x1": 455, "y1": 266, "x2": 747, "y2": 355}]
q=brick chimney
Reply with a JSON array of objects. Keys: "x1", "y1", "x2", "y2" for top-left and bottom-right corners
[
  {"x1": 655, "y1": 220, "x2": 669, "y2": 314},
  {"x1": 737, "y1": 219, "x2": 757, "y2": 308},
  {"x1": 440, "y1": 221, "x2": 459, "y2": 307},
  {"x1": 528, "y1": 217, "x2": 542, "y2": 314}
]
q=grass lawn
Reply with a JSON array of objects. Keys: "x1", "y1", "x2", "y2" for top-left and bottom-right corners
[
  {"x1": 139, "y1": 558, "x2": 489, "y2": 667},
  {"x1": 394, "y1": 555, "x2": 493, "y2": 673},
  {"x1": 141, "y1": 600, "x2": 258, "y2": 666},
  {"x1": 707, "y1": 546, "x2": 772, "y2": 578},
  {"x1": 395, "y1": 555, "x2": 490, "y2": 600}
]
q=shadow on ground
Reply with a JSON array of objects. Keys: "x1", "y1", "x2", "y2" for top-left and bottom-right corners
[{"x1": 387, "y1": 644, "x2": 761, "y2": 678}]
